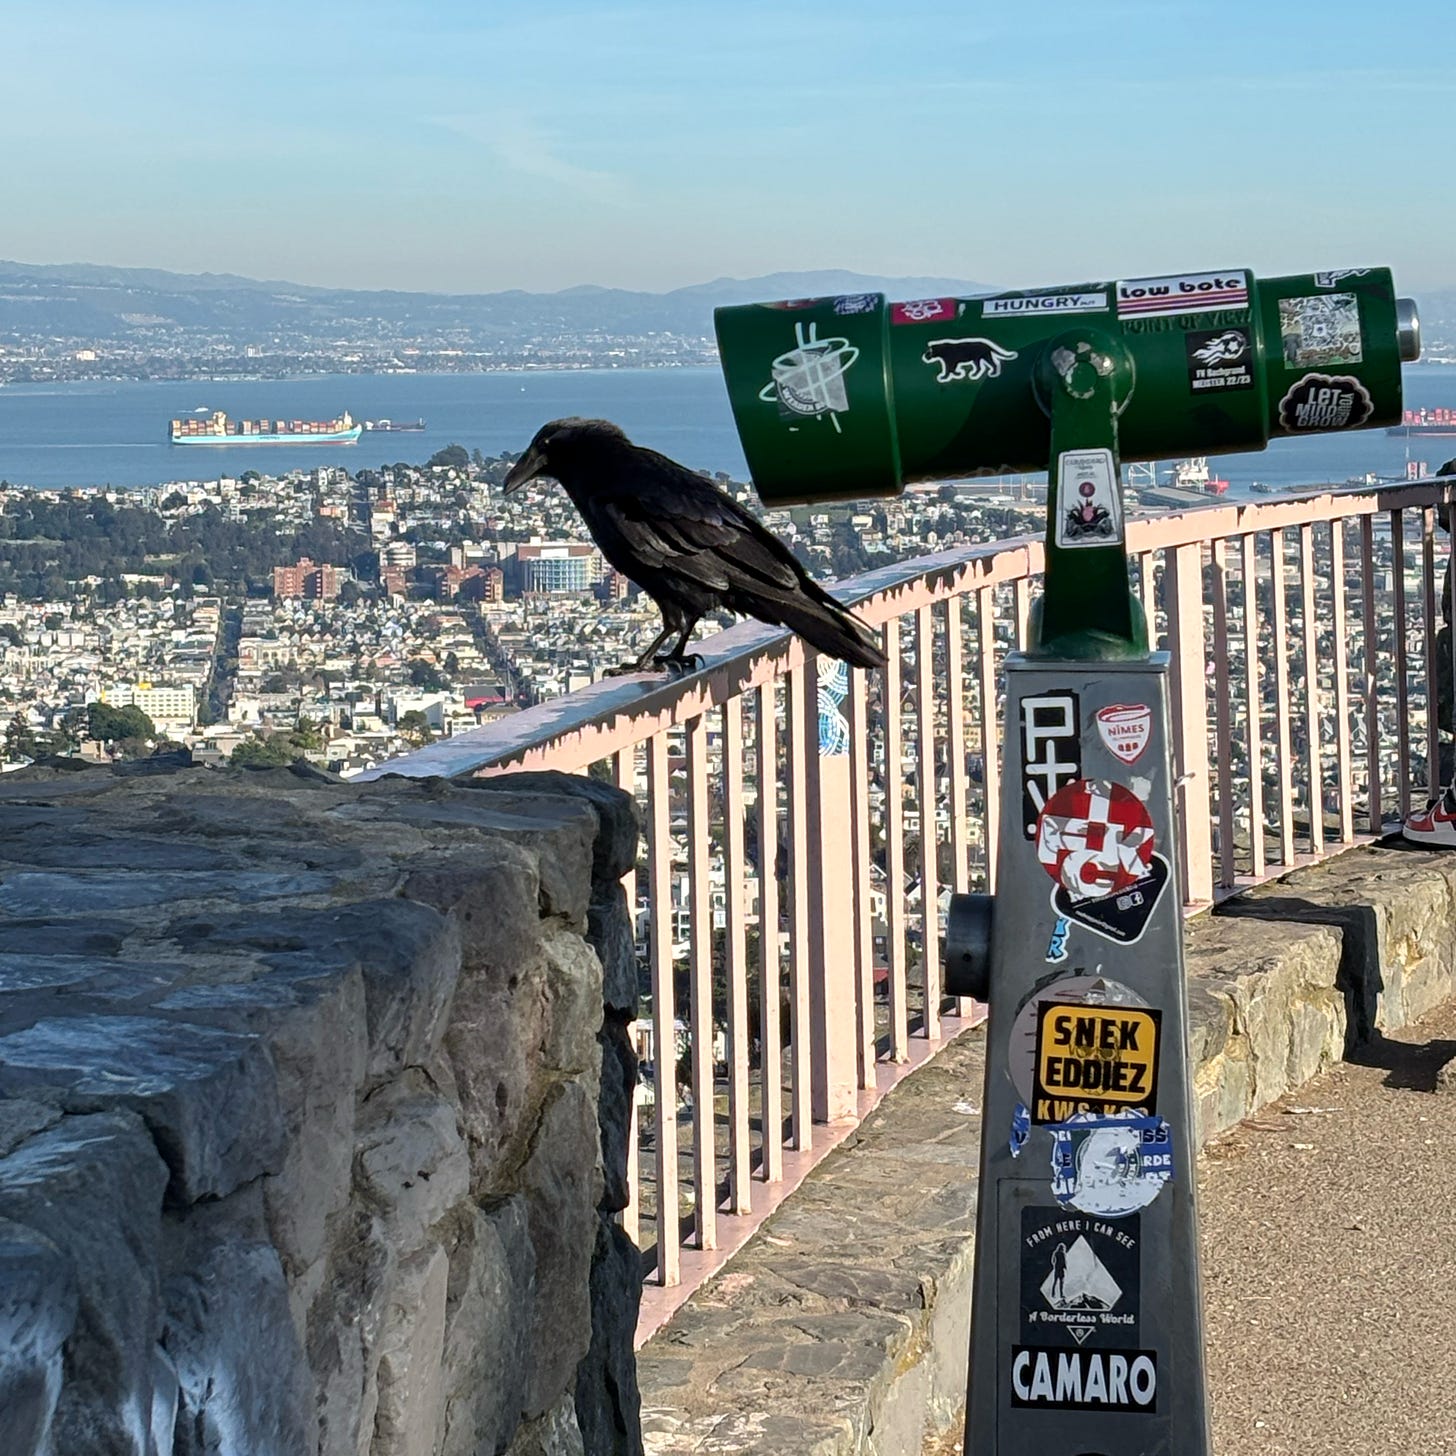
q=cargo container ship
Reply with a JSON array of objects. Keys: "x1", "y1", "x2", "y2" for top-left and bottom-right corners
[
  {"x1": 169, "y1": 410, "x2": 362, "y2": 445},
  {"x1": 1387, "y1": 408, "x2": 1456, "y2": 438},
  {"x1": 362, "y1": 418, "x2": 426, "y2": 433}
]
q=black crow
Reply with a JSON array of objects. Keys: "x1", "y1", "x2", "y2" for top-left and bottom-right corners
[{"x1": 502, "y1": 418, "x2": 885, "y2": 674}]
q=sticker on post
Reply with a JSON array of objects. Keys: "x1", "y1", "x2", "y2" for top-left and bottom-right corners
[
  {"x1": 1045, "y1": 916, "x2": 1071, "y2": 963},
  {"x1": 1019, "y1": 692, "x2": 1082, "y2": 839},
  {"x1": 891, "y1": 297, "x2": 958, "y2": 325},
  {"x1": 832, "y1": 293, "x2": 878, "y2": 316},
  {"x1": 1021, "y1": 1207, "x2": 1140, "y2": 1346},
  {"x1": 1035, "y1": 778, "x2": 1169, "y2": 944},
  {"x1": 1277, "y1": 372, "x2": 1373, "y2": 433},
  {"x1": 1049, "y1": 1111, "x2": 1174, "y2": 1218},
  {"x1": 1055, "y1": 449, "x2": 1122, "y2": 548},
  {"x1": 1032, "y1": 1001, "x2": 1161, "y2": 1123},
  {"x1": 1115, "y1": 270, "x2": 1248, "y2": 317},
  {"x1": 1010, "y1": 1102, "x2": 1031, "y2": 1159},
  {"x1": 1279, "y1": 293, "x2": 1363, "y2": 369},
  {"x1": 1094, "y1": 703, "x2": 1152, "y2": 764},
  {"x1": 1185, "y1": 327, "x2": 1254, "y2": 392},
  {"x1": 922, "y1": 337, "x2": 1017, "y2": 384},
  {"x1": 759, "y1": 321, "x2": 859, "y2": 433},
  {"x1": 984, "y1": 291, "x2": 1108, "y2": 317},
  {"x1": 1314, "y1": 268, "x2": 1371, "y2": 289},
  {"x1": 1010, "y1": 1346, "x2": 1158, "y2": 1412}
]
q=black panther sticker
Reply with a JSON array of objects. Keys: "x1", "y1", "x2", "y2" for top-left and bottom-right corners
[{"x1": 923, "y1": 337, "x2": 1017, "y2": 384}]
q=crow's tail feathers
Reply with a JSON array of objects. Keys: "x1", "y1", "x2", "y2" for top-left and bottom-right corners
[{"x1": 774, "y1": 590, "x2": 886, "y2": 671}]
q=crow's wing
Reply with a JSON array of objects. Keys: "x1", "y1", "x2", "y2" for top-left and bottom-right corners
[{"x1": 592, "y1": 456, "x2": 804, "y2": 595}]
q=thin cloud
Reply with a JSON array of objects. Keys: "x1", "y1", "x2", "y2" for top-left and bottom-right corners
[{"x1": 433, "y1": 113, "x2": 630, "y2": 206}]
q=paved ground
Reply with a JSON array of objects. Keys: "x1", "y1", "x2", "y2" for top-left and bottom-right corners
[{"x1": 927, "y1": 997, "x2": 1456, "y2": 1455}]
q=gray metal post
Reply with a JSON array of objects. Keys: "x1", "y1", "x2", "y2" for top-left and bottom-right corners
[{"x1": 957, "y1": 654, "x2": 1210, "y2": 1454}]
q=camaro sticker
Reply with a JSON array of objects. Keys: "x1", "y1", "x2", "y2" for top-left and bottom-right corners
[
  {"x1": 1010, "y1": 1345, "x2": 1157, "y2": 1412},
  {"x1": 1049, "y1": 1111, "x2": 1174, "y2": 1218},
  {"x1": 1032, "y1": 1001, "x2": 1162, "y2": 1123}
]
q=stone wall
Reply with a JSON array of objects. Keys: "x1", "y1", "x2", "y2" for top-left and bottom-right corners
[{"x1": 0, "y1": 760, "x2": 643, "y2": 1456}]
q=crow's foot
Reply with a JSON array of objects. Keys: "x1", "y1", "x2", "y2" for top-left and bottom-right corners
[{"x1": 654, "y1": 653, "x2": 705, "y2": 677}]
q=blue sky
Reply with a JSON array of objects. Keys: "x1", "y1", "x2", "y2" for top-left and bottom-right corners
[{"x1": 4, "y1": 0, "x2": 1452, "y2": 294}]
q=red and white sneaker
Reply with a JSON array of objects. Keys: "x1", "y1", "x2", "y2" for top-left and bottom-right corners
[{"x1": 1403, "y1": 788, "x2": 1456, "y2": 846}]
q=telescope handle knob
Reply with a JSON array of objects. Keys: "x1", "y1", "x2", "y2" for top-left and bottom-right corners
[{"x1": 944, "y1": 893, "x2": 994, "y2": 1003}]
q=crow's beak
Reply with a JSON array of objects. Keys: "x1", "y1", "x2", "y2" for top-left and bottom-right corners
[{"x1": 503, "y1": 447, "x2": 547, "y2": 494}]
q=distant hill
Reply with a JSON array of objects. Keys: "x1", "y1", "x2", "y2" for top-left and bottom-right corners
[{"x1": 0, "y1": 260, "x2": 996, "y2": 346}]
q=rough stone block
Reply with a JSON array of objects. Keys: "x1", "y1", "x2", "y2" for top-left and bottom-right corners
[
  {"x1": 588, "y1": 884, "x2": 639, "y2": 1016},
  {"x1": 369, "y1": 1244, "x2": 450, "y2": 1456},
  {"x1": 0, "y1": 1014, "x2": 286, "y2": 1204},
  {"x1": 0, "y1": 1216, "x2": 77, "y2": 1456},
  {"x1": 0, "y1": 1111, "x2": 169, "y2": 1456}
]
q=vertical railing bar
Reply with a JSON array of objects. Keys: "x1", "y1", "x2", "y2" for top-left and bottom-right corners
[
  {"x1": 1209, "y1": 538, "x2": 1235, "y2": 889},
  {"x1": 1270, "y1": 527, "x2": 1295, "y2": 865},
  {"x1": 686, "y1": 714, "x2": 716, "y2": 1251},
  {"x1": 754, "y1": 683, "x2": 783, "y2": 1183},
  {"x1": 1013, "y1": 578, "x2": 1032, "y2": 652},
  {"x1": 1299, "y1": 524, "x2": 1324, "y2": 856},
  {"x1": 883, "y1": 618, "x2": 909, "y2": 1060},
  {"x1": 1240, "y1": 533, "x2": 1266, "y2": 878},
  {"x1": 785, "y1": 666, "x2": 813, "y2": 1148},
  {"x1": 1360, "y1": 516, "x2": 1382, "y2": 833},
  {"x1": 1329, "y1": 519, "x2": 1354, "y2": 842},
  {"x1": 1422, "y1": 505, "x2": 1440, "y2": 801},
  {"x1": 944, "y1": 597, "x2": 972, "y2": 1015},
  {"x1": 976, "y1": 588, "x2": 1001, "y2": 894},
  {"x1": 647, "y1": 732, "x2": 679, "y2": 1285},
  {"x1": 1141, "y1": 552, "x2": 1159, "y2": 649},
  {"x1": 721, "y1": 697, "x2": 751, "y2": 1215},
  {"x1": 848, "y1": 668, "x2": 876, "y2": 1086},
  {"x1": 914, "y1": 603, "x2": 941, "y2": 1040},
  {"x1": 612, "y1": 747, "x2": 642, "y2": 1245},
  {"x1": 1392, "y1": 509, "x2": 1411, "y2": 821},
  {"x1": 1166, "y1": 542, "x2": 1214, "y2": 906}
]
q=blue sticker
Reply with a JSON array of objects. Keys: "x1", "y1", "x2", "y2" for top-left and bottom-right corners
[
  {"x1": 1049, "y1": 1112, "x2": 1173, "y2": 1218},
  {"x1": 1045, "y1": 916, "x2": 1070, "y2": 963},
  {"x1": 1010, "y1": 1102, "x2": 1031, "y2": 1159}
]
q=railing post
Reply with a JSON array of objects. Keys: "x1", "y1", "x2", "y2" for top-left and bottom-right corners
[
  {"x1": 1167, "y1": 541, "x2": 1215, "y2": 905},
  {"x1": 805, "y1": 656, "x2": 858, "y2": 1123}
]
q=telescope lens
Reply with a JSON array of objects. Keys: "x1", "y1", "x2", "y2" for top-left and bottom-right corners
[{"x1": 1396, "y1": 298, "x2": 1421, "y2": 362}]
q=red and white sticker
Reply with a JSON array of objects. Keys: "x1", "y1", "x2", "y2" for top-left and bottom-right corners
[
  {"x1": 891, "y1": 297, "x2": 958, "y2": 325},
  {"x1": 1036, "y1": 779, "x2": 1155, "y2": 905},
  {"x1": 1115, "y1": 270, "x2": 1249, "y2": 318},
  {"x1": 1095, "y1": 704, "x2": 1152, "y2": 765}
]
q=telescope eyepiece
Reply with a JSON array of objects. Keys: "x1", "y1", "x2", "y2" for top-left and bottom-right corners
[{"x1": 1396, "y1": 298, "x2": 1421, "y2": 363}]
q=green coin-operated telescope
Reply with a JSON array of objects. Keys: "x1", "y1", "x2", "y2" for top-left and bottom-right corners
[
  {"x1": 715, "y1": 269, "x2": 1419, "y2": 1456},
  {"x1": 716, "y1": 267, "x2": 1419, "y2": 656}
]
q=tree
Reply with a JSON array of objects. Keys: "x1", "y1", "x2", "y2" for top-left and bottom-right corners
[
  {"x1": 88, "y1": 703, "x2": 156, "y2": 744},
  {"x1": 4, "y1": 718, "x2": 36, "y2": 761},
  {"x1": 427, "y1": 444, "x2": 470, "y2": 472},
  {"x1": 230, "y1": 736, "x2": 298, "y2": 768},
  {"x1": 397, "y1": 710, "x2": 432, "y2": 746},
  {"x1": 408, "y1": 658, "x2": 446, "y2": 692}
]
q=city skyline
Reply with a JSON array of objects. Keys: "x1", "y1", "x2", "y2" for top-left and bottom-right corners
[{"x1": 4, "y1": 0, "x2": 1453, "y2": 295}]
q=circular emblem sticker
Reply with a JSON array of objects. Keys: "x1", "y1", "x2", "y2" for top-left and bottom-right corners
[
  {"x1": 1035, "y1": 779, "x2": 1154, "y2": 903},
  {"x1": 1049, "y1": 1111, "x2": 1174, "y2": 1218}
]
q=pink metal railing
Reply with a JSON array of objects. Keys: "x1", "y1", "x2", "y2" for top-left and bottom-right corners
[{"x1": 363, "y1": 476, "x2": 1456, "y2": 1342}]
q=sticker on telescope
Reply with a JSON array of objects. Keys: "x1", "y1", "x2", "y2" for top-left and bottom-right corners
[
  {"x1": 1055, "y1": 449, "x2": 1122, "y2": 549},
  {"x1": 1279, "y1": 293, "x2": 1363, "y2": 369},
  {"x1": 1032, "y1": 1001, "x2": 1162, "y2": 1124},
  {"x1": 1019, "y1": 692, "x2": 1082, "y2": 840},
  {"x1": 1021, "y1": 1207, "x2": 1141, "y2": 1347},
  {"x1": 1314, "y1": 268, "x2": 1372, "y2": 289},
  {"x1": 1010, "y1": 1102, "x2": 1031, "y2": 1159},
  {"x1": 1094, "y1": 703, "x2": 1153, "y2": 765},
  {"x1": 832, "y1": 293, "x2": 879, "y2": 316},
  {"x1": 1185, "y1": 327, "x2": 1254, "y2": 393},
  {"x1": 759, "y1": 321, "x2": 859, "y2": 434},
  {"x1": 1006, "y1": 973, "x2": 1151, "y2": 1112},
  {"x1": 1045, "y1": 916, "x2": 1071, "y2": 963},
  {"x1": 984, "y1": 291, "x2": 1109, "y2": 317},
  {"x1": 891, "y1": 297, "x2": 958, "y2": 325},
  {"x1": 1277, "y1": 372, "x2": 1373, "y2": 433},
  {"x1": 1035, "y1": 778, "x2": 1168, "y2": 944},
  {"x1": 1049, "y1": 1111, "x2": 1174, "y2": 1219},
  {"x1": 758, "y1": 298, "x2": 827, "y2": 310},
  {"x1": 1115, "y1": 269, "x2": 1249, "y2": 318},
  {"x1": 1010, "y1": 1345, "x2": 1158, "y2": 1413},
  {"x1": 922, "y1": 337, "x2": 1017, "y2": 384}
]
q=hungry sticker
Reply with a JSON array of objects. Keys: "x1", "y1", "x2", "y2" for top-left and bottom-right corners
[{"x1": 984, "y1": 291, "x2": 1108, "y2": 317}]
